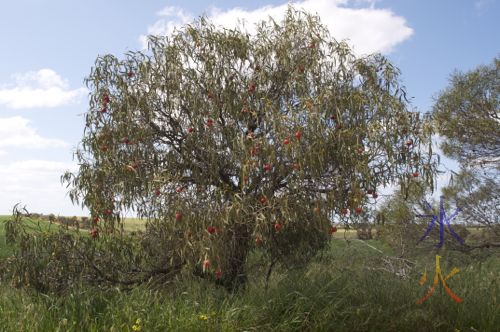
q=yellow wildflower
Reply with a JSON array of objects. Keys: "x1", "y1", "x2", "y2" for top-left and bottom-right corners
[
  {"x1": 132, "y1": 318, "x2": 142, "y2": 331},
  {"x1": 198, "y1": 314, "x2": 209, "y2": 321}
]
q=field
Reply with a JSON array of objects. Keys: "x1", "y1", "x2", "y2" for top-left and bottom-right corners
[{"x1": 0, "y1": 215, "x2": 498, "y2": 331}]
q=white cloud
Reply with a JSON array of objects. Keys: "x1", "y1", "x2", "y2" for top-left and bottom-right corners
[
  {"x1": 139, "y1": 6, "x2": 194, "y2": 49},
  {"x1": 0, "y1": 116, "x2": 69, "y2": 149},
  {"x1": 0, "y1": 69, "x2": 87, "y2": 109},
  {"x1": 140, "y1": 0, "x2": 413, "y2": 55},
  {"x1": 0, "y1": 159, "x2": 85, "y2": 216}
]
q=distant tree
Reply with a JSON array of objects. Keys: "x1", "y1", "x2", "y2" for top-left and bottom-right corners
[
  {"x1": 432, "y1": 58, "x2": 499, "y2": 168},
  {"x1": 432, "y1": 58, "x2": 499, "y2": 247},
  {"x1": 62, "y1": 6, "x2": 438, "y2": 290}
]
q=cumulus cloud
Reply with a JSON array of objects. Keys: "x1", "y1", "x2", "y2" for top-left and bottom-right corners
[
  {"x1": 0, "y1": 116, "x2": 69, "y2": 149},
  {"x1": 139, "y1": 0, "x2": 413, "y2": 55},
  {"x1": 0, "y1": 69, "x2": 87, "y2": 109},
  {"x1": 0, "y1": 159, "x2": 84, "y2": 216}
]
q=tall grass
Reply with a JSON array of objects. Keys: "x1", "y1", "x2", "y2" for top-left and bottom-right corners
[{"x1": 0, "y1": 229, "x2": 498, "y2": 332}]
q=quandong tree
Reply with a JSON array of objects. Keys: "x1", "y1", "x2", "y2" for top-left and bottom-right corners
[{"x1": 62, "y1": 7, "x2": 438, "y2": 290}]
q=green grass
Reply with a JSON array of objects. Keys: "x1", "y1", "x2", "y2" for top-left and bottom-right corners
[
  {"x1": 0, "y1": 215, "x2": 498, "y2": 331},
  {"x1": 0, "y1": 216, "x2": 13, "y2": 258}
]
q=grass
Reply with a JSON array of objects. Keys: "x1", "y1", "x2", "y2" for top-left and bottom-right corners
[{"x1": 0, "y1": 215, "x2": 498, "y2": 331}]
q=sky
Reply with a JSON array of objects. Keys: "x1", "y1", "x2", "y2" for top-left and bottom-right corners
[{"x1": 0, "y1": 0, "x2": 498, "y2": 217}]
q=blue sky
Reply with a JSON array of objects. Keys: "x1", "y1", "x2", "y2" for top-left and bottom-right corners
[{"x1": 0, "y1": 0, "x2": 498, "y2": 216}]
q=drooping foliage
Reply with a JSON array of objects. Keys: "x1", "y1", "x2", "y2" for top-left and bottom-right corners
[
  {"x1": 432, "y1": 58, "x2": 499, "y2": 168},
  {"x1": 61, "y1": 7, "x2": 438, "y2": 289}
]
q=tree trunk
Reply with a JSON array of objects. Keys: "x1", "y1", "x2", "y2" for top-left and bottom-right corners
[{"x1": 220, "y1": 222, "x2": 250, "y2": 292}]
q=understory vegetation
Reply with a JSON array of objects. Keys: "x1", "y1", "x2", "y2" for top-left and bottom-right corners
[{"x1": 0, "y1": 215, "x2": 498, "y2": 332}]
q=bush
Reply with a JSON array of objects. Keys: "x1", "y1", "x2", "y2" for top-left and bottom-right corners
[{"x1": 1, "y1": 207, "x2": 184, "y2": 293}]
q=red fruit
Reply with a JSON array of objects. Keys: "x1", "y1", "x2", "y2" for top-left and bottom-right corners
[
  {"x1": 406, "y1": 139, "x2": 413, "y2": 146},
  {"x1": 207, "y1": 91, "x2": 214, "y2": 99},
  {"x1": 284, "y1": 138, "x2": 290, "y2": 145},
  {"x1": 263, "y1": 163, "x2": 272, "y2": 172},
  {"x1": 255, "y1": 237, "x2": 263, "y2": 246},
  {"x1": 215, "y1": 270, "x2": 222, "y2": 279},
  {"x1": 100, "y1": 107, "x2": 107, "y2": 113},
  {"x1": 412, "y1": 172, "x2": 419, "y2": 178},
  {"x1": 176, "y1": 186, "x2": 183, "y2": 193},
  {"x1": 248, "y1": 82, "x2": 256, "y2": 93},
  {"x1": 93, "y1": 217, "x2": 99, "y2": 223},
  {"x1": 104, "y1": 209, "x2": 112, "y2": 216},
  {"x1": 155, "y1": 188, "x2": 161, "y2": 196},
  {"x1": 102, "y1": 94, "x2": 110, "y2": 104},
  {"x1": 341, "y1": 208, "x2": 349, "y2": 215},
  {"x1": 90, "y1": 228, "x2": 98, "y2": 239},
  {"x1": 250, "y1": 144, "x2": 260, "y2": 156},
  {"x1": 207, "y1": 226, "x2": 216, "y2": 234},
  {"x1": 329, "y1": 226, "x2": 337, "y2": 234},
  {"x1": 357, "y1": 147, "x2": 364, "y2": 154},
  {"x1": 297, "y1": 65, "x2": 305, "y2": 74},
  {"x1": 122, "y1": 138, "x2": 130, "y2": 145},
  {"x1": 330, "y1": 114, "x2": 337, "y2": 121},
  {"x1": 259, "y1": 196, "x2": 267, "y2": 204},
  {"x1": 187, "y1": 127, "x2": 194, "y2": 133},
  {"x1": 367, "y1": 189, "x2": 374, "y2": 195},
  {"x1": 355, "y1": 207, "x2": 362, "y2": 215},
  {"x1": 274, "y1": 223, "x2": 282, "y2": 232},
  {"x1": 203, "y1": 259, "x2": 210, "y2": 270},
  {"x1": 295, "y1": 131, "x2": 302, "y2": 140},
  {"x1": 175, "y1": 212, "x2": 182, "y2": 221},
  {"x1": 127, "y1": 71, "x2": 134, "y2": 78},
  {"x1": 100, "y1": 145, "x2": 108, "y2": 152},
  {"x1": 206, "y1": 119, "x2": 214, "y2": 127},
  {"x1": 373, "y1": 192, "x2": 378, "y2": 199}
]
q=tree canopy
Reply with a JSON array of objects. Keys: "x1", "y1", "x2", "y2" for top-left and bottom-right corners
[
  {"x1": 432, "y1": 58, "x2": 499, "y2": 168},
  {"x1": 62, "y1": 7, "x2": 438, "y2": 289},
  {"x1": 433, "y1": 58, "x2": 499, "y2": 244}
]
